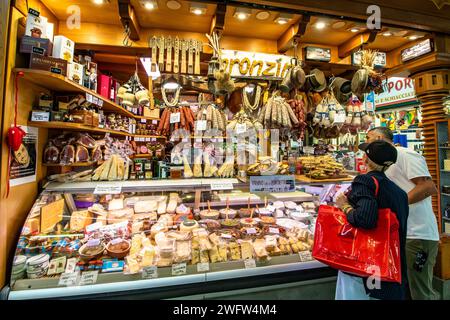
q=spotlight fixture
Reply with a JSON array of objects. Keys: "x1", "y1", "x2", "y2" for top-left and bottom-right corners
[
  {"x1": 166, "y1": 0, "x2": 181, "y2": 10},
  {"x1": 234, "y1": 8, "x2": 251, "y2": 20},
  {"x1": 93, "y1": 0, "x2": 104, "y2": 4},
  {"x1": 255, "y1": 11, "x2": 270, "y2": 20},
  {"x1": 315, "y1": 21, "x2": 326, "y2": 30},
  {"x1": 350, "y1": 28, "x2": 359, "y2": 33},
  {"x1": 189, "y1": 3, "x2": 206, "y2": 15},
  {"x1": 274, "y1": 13, "x2": 293, "y2": 25},
  {"x1": 382, "y1": 32, "x2": 392, "y2": 37},
  {"x1": 408, "y1": 35, "x2": 419, "y2": 40},
  {"x1": 142, "y1": 0, "x2": 157, "y2": 10}
]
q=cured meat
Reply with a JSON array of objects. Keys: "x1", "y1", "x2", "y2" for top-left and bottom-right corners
[
  {"x1": 60, "y1": 145, "x2": 75, "y2": 165},
  {"x1": 75, "y1": 145, "x2": 90, "y2": 162},
  {"x1": 43, "y1": 143, "x2": 60, "y2": 164},
  {"x1": 91, "y1": 145, "x2": 103, "y2": 162},
  {"x1": 76, "y1": 133, "x2": 96, "y2": 149}
]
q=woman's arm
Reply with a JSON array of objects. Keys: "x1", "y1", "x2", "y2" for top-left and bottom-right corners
[{"x1": 345, "y1": 175, "x2": 379, "y2": 229}]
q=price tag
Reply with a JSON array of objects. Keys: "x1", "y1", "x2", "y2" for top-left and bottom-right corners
[
  {"x1": 220, "y1": 233, "x2": 233, "y2": 239},
  {"x1": 98, "y1": 100, "x2": 104, "y2": 107},
  {"x1": 94, "y1": 185, "x2": 122, "y2": 195},
  {"x1": 79, "y1": 270, "x2": 99, "y2": 286},
  {"x1": 93, "y1": 97, "x2": 99, "y2": 105},
  {"x1": 141, "y1": 119, "x2": 147, "y2": 123},
  {"x1": 246, "y1": 228, "x2": 257, "y2": 235},
  {"x1": 303, "y1": 146, "x2": 315, "y2": 155},
  {"x1": 152, "y1": 120, "x2": 158, "y2": 125},
  {"x1": 50, "y1": 67, "x2": 62, "y2": 74},
  {"x1": 235, "y1": 123, "x2": 247, "y2": 134},
  {"x1": 197, "y1": 263, "x2": 210, "y2": 272},
  {"x1": 210, "y1": 182, "x2": 234, "y2": 190},
  {"x1": 110, "y1": 238, "x2": 123, "y2": 245},
  {"x1": 333, "y1": 113, "x2": 346, "y2": 124},
  {"x1": 195, "y1": 120, "x2": 207, "y2": 131},
  {"x1": 28, "y1": 8, "x2": 40, "y2": 16},
  {"x1": 299, "y1": 251, "x2": 313, "y2": 262},
  {"x1": 32, "y1": 46, "x2": 45, "y2": 55},
  {"x1": 244, "y1": 259, "x2": 256, "y2": 269},
  {"x1": 172, "y1": 263, "x2": 187, "y2": 276},
  {"x1": 58, "y1": 272, "x2": 79, "y2": 287},
  {"x1": 65, "y1": 258, "x2": 78, "y2": 274},
  {"x1": 250, "y1": 175, "x2": 296, "y2": 193},
  {"x1": 86, "y1": 94, "x2": 93, "y2": 103},
  {"x1": 170, "y1": 112, "x2": 181, "y2": 124},
  {"x1": 86, "y1": 239, "x2": 100, "y2": 247},
  {"x1": 269, "y1": 227, "x2": 280, "y2": 234},
  {"x1": 85, "y1": 222, "x2": 103, "y2": 233},
  {"x1": 142, "y1": 266, "x2": 158, "y2": 279}
]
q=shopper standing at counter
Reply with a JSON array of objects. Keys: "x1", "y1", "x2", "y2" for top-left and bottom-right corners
[
  {"x1": 335, "y1": 140, "x2": 409, "y2": 300},
  {"x1": 365, "y1": 127, "x2": 440, "y2": 300}
]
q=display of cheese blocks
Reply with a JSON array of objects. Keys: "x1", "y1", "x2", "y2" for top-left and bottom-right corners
[
  {"x1": 67, "y1": 62, "x2": 84, "y2": 85},
  {"x1": 134, "y1": 200, "x2": 158, "y2": 213},
  {"x1": 52, "y1": 35, "x2": 75, "y2": 62},
  {"x1": 107, "y1": 208, "x2": 134, "y2": 224},
  {"x1": 70, "y1": 210, "x2": 94, "y2": 231}
]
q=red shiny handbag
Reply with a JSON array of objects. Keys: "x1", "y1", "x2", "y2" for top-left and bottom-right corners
[{"x1": 312, "y1": 177, "x2": 402, "y2": 283}]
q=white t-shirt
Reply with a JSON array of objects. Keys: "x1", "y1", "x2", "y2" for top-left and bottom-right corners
[{"x1": 385, "y1": 147, "x2": 440, "y2": 241}]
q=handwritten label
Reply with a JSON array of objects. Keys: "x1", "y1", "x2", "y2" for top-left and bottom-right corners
[
  {"x1": 250, "y1": 175, "x2": 296, "y2": 193},
  {"x1": 142, "y1": 266, "x2": 158, "y2": 279},
  {"x1": 197, "y1": 263, "x2": 210, "y2": 272},
  {"x1": 86, "y1": 239, "x2": 101, "y2": 247},
  {"x1": 210, "y1": 182, "x2": 234, "y2": 190},
  {"x1": 58, "y1": 272, "x2": 79, "y2": 287},
  {"x1": 170, "y1": 112, "x2": 181, "y2": 124},
  {"x1": 220, "y1": 233, "x2": 232, "y2": 239},
  {"x1": 94, "y1": 185, "x2": 122, "y2": 195},
  {"x1": 269, "y1": 227, "x2": 280, "y2": 234},
  {"x1": 65, "y1": 258, "x2": 78, "y2": 274},
  {"x1": 246, "y1": 228, "x2": 257, "y2": 235},
  {"x1": 244, "y1": 259, "x2": 256, "y2": 269},
  {"x1": 79, "y1": 270, "x2": 99, "y2": 286},
  {"x1": 172, "y1": 263, "x2": 187, "y2": 276},
  {"x1": 195, "y1": 120, "x2": 207, "y2": 131},
  {"x1": 299, "y1": 251, "x2": 313, "y2": 262},
  {"x1": 235, "y1": 123, "x2": 247, "y2": 134}
]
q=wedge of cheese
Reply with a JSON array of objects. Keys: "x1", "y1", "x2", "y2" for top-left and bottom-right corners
[{"x1": 70, "y1": 210, "x2": 94, "y2": 232}]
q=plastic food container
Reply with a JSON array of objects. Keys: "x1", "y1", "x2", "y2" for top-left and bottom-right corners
[
  {"x1": 13, "y1": 255, "x2": 27, "y2": 271},
  {"x1": 26, "y1": 254, "x2": 50, "y2": 272},
  {"x1": 219, "y1": 208, "x2": 237, "y2": 219},
  {"x1": 199, "y1": 210, "x2": 220, "y2": 220}
]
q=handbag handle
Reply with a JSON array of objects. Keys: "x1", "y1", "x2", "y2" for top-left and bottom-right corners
[{"x1": 371, "y1": 176, "x2": 379, "y2": 197}]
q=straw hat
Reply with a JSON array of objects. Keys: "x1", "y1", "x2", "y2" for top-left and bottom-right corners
[
  {"x1": 331, "y1": 77, "x2": 352, "y2": 104},
  {"x1": 307, "y1": 69, "x2": 327, "y2": 92},
  {"x1": 351, "y1": 69, "x2": 369, "y2": 95}
]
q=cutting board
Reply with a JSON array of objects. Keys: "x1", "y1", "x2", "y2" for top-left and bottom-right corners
[{"x1": 40, "y1": 198, "x2": 65, "y2": 232}]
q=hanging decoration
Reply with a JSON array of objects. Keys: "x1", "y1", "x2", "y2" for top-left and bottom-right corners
[{"x1": 161, "y1": 86, "x2": 181, "y2": 107}]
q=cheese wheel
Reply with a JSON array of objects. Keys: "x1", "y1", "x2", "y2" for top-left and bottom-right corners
[{"x1": 180, "y1": 220, "x2": 199, "y2": 232}]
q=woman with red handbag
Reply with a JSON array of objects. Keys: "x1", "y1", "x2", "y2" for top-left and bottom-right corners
[{"x1": 334, "y1": 140, "x2": 409, "y2": 300}]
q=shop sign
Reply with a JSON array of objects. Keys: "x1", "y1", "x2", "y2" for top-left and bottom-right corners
[
  {"x1": 352, "y1": 51, "x2": 386, "y2": 67},
  {"x1": 375, "y1": 77, "x2": 419, "y2": 108},
  {"x1": 250, "y1": 175, "x2": 296, "y2": 193},
  {"x1": 305, "y1": 46, "x2": 331, "y2": 62},
  {"x1": 221, "y1": 50, "x2": 293, "y2": 79},
  {"x1": 401, "y1": 39, "x2": 434, "y2": 62}
]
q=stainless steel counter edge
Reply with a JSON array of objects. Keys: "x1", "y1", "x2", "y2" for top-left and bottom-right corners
[{"x1": 8, "y1": 260, "x2": 326, "y2": 300}]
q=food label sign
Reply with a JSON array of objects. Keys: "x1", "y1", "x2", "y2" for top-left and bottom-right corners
[
  {"x1": 221, "y1": 50, "x2": 293, "y2": 79},
  {"x1": 250, "y1": 175, "x2": 296, "y2": 193}
]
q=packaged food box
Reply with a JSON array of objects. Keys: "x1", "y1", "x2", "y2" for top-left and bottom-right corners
[
  {"x1": 67, "y1": 62, "x2": 84, "y2": 85},
  {"x1": 52, "y1": 35, "x2": 75, "y2": 63}
]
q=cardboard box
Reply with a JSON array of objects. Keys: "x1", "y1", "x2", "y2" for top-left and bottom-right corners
[
  {"x1": 20, "y1": 36, "x2": 52, "y2": 55},
  {"x1": 70, "y1": 110, "x2": 93, "y2": 126},
  {"x1": 25, "y1": 13, "x2": 47, "y2": 38},
  {"x1": 67, "y1": 62, "x2": 84, "y2": 85},
  {"x1": 52, "y1": 35, "x2": 75, "y2": 63},
  {"x1": 435, "y1": 236, "x2": 450, "y2": 280},
  {"x1": 30, "y1": 53, "x2": 67, "y2": 76}
]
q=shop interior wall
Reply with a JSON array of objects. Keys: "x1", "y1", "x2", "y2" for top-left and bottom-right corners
[{"x1": 0, "y1": 0, "x2": 58, "y2": 288}]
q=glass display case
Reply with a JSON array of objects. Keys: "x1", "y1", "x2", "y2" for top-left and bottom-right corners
[
  {"x1": 4, "y1": 178, "x2": 350, "y2": 300},
  {"x1": 437, "y1": 121, "x2": 450, "y2": 235}
]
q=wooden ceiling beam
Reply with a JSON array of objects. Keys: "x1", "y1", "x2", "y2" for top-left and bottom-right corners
[
  {"x1": 210, "y1": 3, "x2": 227, "y2": 36},
  {"x1": 118, "y1": 0, "x2": 141, "y2": 41},
  {"x1": 338, "y1": 30, "x2": 378, "y2": 59},
  {"x1": 277, "y1": 15, "x2": 311, "y2": 54}
]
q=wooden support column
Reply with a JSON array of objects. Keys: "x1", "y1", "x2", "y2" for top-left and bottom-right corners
[
  {"x1": 210, "y1": 3, "x2": 227, "y2": 36},
  {"x1": 411, "y1": 68, "x2": 450, "y2": 229},
  {"x1": 277, "y1": 15, "x2": 310, "y2": 54},
  {"x1": 118, "y1": 0, "x2": 141, "y2": 41}
]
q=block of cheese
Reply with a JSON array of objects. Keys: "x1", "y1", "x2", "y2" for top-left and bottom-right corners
[
  {"x1": 157, "y1": 200, "x2": 167, "y2": 214},
  {"x1": 107, "y1": 208, "x2": 134, "y2": 224},
  {"x1": 240, "y1": 241, "x2": 254, "y2": 260},
  {"x1": 134, "y1": 200, "x2": 158, "y2": 213},
  {"x1": 24, "y1": 217, "x2": 40, "y2": 235},
  {"x1": 108, "y1": 198, "x2": 124, "y2": 211},
  {"x1": 70, "y1": 210, "x2": 94, "y2": 231}
]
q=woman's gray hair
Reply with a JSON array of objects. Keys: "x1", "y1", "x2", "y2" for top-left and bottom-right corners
[{"x1": 367, "y1": 158, "x2": 391, "y2": 172}]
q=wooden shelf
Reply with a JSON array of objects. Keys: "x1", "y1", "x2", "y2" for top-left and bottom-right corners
[
  {"x1": 28, "y1": 121, "x2": 166, "y2": 140},
  {"x1": 43, "y1": 162, "x2": 96, "y2": 167},
  {"x1": 15, "y1": 68, "x2": 139, "y2": 119},
  {"x1": 134, "y1": 115, "x2": 160, "y2": 121}
]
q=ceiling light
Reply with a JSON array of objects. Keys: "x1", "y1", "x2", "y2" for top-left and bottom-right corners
[
  {"x1": 166, "y1": 0, "x2": 181, "y2": 10},
  {"x1": 315, "y1": 21, "x2": 326, "y2": 30},
  {"x1": 255, "y1": 11, "x2": 270, "y2": 20},
  {"x1": 143, "y1": 0, "x2": 157, "y2": 10},
  {"x1": 234, "y1": 8, "x2": 251, "y2": 20},
  {"x1": 383, "y1": 32, "x2": 392, "y2": 37},
  {"x1": 189, "y1": 3, "x2": 206, "y2": 15},
  {"x1": 408, "y1": 35, "x2": 419, "y2": 40},
  {"x1": 274, "y1": 13, "x2": 293, "y2": 25},
  {"x1": 93, "y1": 0, "x2": 104, "y2": 4},
  {"x1": 350, "y1": 28, "x2": 359, "y2": 33}
]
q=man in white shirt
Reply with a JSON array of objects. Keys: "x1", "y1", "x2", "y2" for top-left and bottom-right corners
[{"x1": 365, "y1": 127, "x2": 440, "y2": 300}]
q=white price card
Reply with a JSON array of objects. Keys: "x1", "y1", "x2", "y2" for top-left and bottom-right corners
[
  {"x1": 79, "y1": 270, "x2": 99, "y2": 286},
  {"x1": 303, "y1": 146, "x2": 315, "y2": 155},
  {"x1": 65, "y1": 258, "x2": 78, "y2": 274},
  {"x1": 86, "y1": 93, "x2": 93, "y2": 103},
  {"x1": 172, "y1": 263, "x2": 187, "y2": 276},
  {"x1": 152, "y1": 120, "x2": 158, "y2": 125},
  {"x1": 244, "y1": 259, "x2": 256, "y2": 269},
  {"x1": 98, "y1": 99, "x2": 103, "y2": 107},
  {"x1": 170, "y1": 112, "x2": 181, "y2": 123},
  {"x1": 85, "y1": 222, "x2": 103, "y2": 233},
  {"x1": 246, "y1": 228, "x2": 257, "y2": 235},
  {"x1": 235, "y1": 123, "x2": 247, "y2": 134},
  {"x1": 197, "y1": 263, "x2": 210, "y2": 272},
  {"x1": 195, "y1": 120, "x2": 207, "y2": 131},
  {"x1": 94, "y1": 185, "x2": 122, "y2": 195},
  {"x1": 299, "y1": 251, "x2": 313, "y2": 262},
  {"x1": 58, "y1": 272, "x2": 80, "y2": 287},
  {"x1": 86, "y1": 238, "x2": 100, "y2": 247},
  {"x1": 142, "y1": 266, "x2": 158, "y2": 279},
  {"x1": 92, "y1": 97, "x2": 99, "y2": 105},
  {"x1": 210, "y1": 182, "x2": 234, "y2": 190},
  {"x1": 141, "y1": 119, "x2": 147, "y2": 123},
  {"x1": 220, "y1": 233, "x2": 233, "y2": 239},
  {"x1": 269, "y1": 227, "x2": 280, "y2": 234}
]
